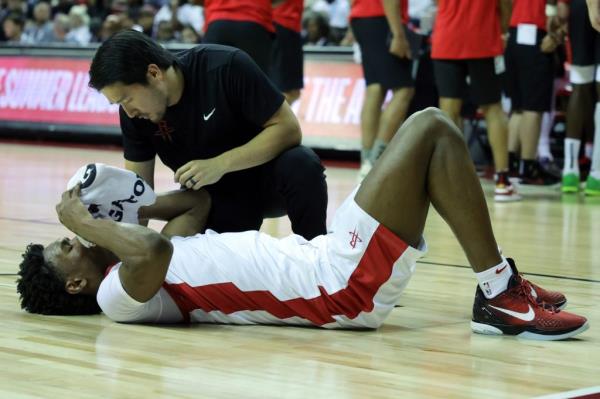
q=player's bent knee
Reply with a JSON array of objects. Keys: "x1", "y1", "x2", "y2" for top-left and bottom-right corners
[{"x1": 409, "y1": 107, "x2": 458, "y2": 140}]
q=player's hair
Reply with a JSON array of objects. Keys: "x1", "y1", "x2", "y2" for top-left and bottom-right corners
[
  {"x1": 16, "y1": 244, "x2": 102, "y2": 315},
  {"x1": 89, "y1": 29, "x2": 176, "y2": 90}
]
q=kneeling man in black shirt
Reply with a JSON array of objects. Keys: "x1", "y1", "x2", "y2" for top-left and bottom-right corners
[{"x1": 89, "y1": 30, "x2": 327, "y2": 239}]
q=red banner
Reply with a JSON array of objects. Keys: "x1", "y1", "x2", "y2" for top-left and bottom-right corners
[
  {"x1": 0, "y1": 57, "x2": 119, "y2": 125},
  {"x1": 293, "y1": 61, "x2": 364, "y2": 140},
  {"x1": 0, "y1": 56, "x2": 366, "y2": 140}
]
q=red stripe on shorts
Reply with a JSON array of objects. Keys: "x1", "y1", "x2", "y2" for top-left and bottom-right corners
[{"x1": 163, "y1": 225, "x2": 408, "y2": 326}]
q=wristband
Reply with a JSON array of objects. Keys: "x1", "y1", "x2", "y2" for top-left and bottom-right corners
[{"x1": 545, "y1": 4, "x2": 557, "y2": 17}]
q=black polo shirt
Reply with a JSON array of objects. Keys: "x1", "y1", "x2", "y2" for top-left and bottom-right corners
[{"x1": 121, "y1": 44, "x2": 285, "y2": 190}]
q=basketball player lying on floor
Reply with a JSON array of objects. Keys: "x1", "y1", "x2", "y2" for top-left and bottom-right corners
[{"x1": 17, "y1": 108, "x2": 588, "y2": 341}]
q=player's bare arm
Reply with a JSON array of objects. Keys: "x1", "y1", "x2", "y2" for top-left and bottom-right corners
[
  {"x1": 56, "y1": 184, "x2": 173, "y2": 302},
  {"x1": 138, "y1": 188, "x2": 211, "y2": 238}
]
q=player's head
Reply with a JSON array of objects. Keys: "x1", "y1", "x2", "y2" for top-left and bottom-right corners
[
  {"x1": 89, "y1": 29, "x2": 175, "y2": 123},
  {"x1": 17, "y1": 238, "x2": 105, "y2": 315}
]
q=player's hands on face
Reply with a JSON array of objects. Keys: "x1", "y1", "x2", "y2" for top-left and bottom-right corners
[
  {"x1": 56, "y1": 184, "x2": 91, "y2": 231},
  {"x1": 174, "y1": 158, "x2": 227, "y2": 190},
  {"x1": 389, "y1": 35, "x2": 411, "y2": 59}
]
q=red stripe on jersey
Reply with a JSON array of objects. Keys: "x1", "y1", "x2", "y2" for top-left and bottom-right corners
[
  {"x1": 162, "y1": 225, "x2": 408, "y2": 326},
  {"x1": 350, "y1": 0, "x2": 408, "y2": 24},
  {"x1": 273, "y1": 0, "x2": 303, "y2": 33},
  {"x1": 510, "y1": 0, "x2": 547, "y2": 30},
  {"x1": 204, "y1": 0, "x2": 274, "y2": 33}
]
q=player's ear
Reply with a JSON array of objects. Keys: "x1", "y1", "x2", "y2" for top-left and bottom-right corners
[{"x1": 147, "y1": 64, "x2": 163, "y2": 81}]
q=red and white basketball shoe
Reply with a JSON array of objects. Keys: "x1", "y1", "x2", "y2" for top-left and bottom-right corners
[
  {"x1": 494, "y1": 172, "x2": 522, "y2": 202},
  {"x1": 506, "y1": 258, "x2": 567, "y2": 310},
  {"x1": 471, "y1": 275, "x2": 588, "y2": 340}
]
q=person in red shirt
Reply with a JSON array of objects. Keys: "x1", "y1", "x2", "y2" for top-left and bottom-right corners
[
  {"x1": 269, "y1": 0, "x2": 304, "y2": 104},
  {"x1": 505, "y1": 0, "x2": 565, "y2": 186},
  {"x1": 431, "y1": 0, "x2": 520, "y2": 202},
  {"x1": 561, "y1": 0, "x2": 600, "y2": 195},
  {"x1": 201, "y1": 0, "x2": 276, "y2": 73},
  {"x1": 350, "y1": 0, "x2": 415, "y2": 181}
]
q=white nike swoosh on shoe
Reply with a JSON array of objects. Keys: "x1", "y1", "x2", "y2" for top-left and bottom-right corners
[
  {"x1": 203, "y1": 108, "x2": 216, "y2": 121},
  {"x1": 489, "y1": 304, "x2": 535, "y2": 321}
]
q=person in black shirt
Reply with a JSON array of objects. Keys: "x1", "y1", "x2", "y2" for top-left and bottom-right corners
[{"x1": 88, "y1": 30, "x2": 327, "y2": 239}]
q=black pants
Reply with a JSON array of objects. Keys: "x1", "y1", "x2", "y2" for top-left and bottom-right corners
[
  {"x1": 205, "y1": 145, "x2": 328, "y2": 240},
  {"x1": 204, "y1": 20, "x2": 274, "y2": 74}
]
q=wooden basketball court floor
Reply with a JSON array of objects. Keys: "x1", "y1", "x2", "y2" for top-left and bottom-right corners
[{"x1": 0, "y1": 140, "x2": 599, "y2": 399}]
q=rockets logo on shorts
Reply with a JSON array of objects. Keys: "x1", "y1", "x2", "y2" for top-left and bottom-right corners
[{"x1": 349, "y1": 228, "x2": 362, "y2": 249}]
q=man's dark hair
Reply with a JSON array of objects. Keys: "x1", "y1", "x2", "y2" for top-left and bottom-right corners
[
  {"x1": 16, "y1": 244, "x2": 101, "y2": 315},
  {"x1": 89, "y1": 29, "x2": 176, "y2": 91}
]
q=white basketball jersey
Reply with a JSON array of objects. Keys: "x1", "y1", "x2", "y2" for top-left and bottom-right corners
[{"x1": 97, "y1": 188, "x2": 427, "y2": 329}]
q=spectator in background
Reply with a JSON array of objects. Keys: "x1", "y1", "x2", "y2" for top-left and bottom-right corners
[
  {"x1": 310, "y1": 0, "x2": 349, "y2": 44},
  {"x1": 350, "y1": 0, "x2": 415, "y2": 181},
  {"x1": 24, "y1": 1, "x2": 54, "y2": 43},
  {"x1": 0, "y1": 0, "x2": 28, "y2": 41},
  {"x1": 202, "y1": 0, "x2": 274, "y2": 73},
  {"x1": 154, "y1": 0, "x2": 203, "y2": 39},
  {"x1": 52, "y1": 12, "x2": 70, "y2": 42},
  {"x1": 65, "y1": 4, "x2": 91, "y2": 45},
  {"x1": 2, "y1": 11, "x2": 27, "y2": 43},
  {"x1": 155, "y1": 19, "x2": 175, "y2": 41},
  {"x1": 431, "y1": 0, "x2": 520, "y2": 202},
  {"x1": 303, "y1": 11, "x2": 329, "y2": 45},
  {"x1": 99, "y1": 13, "x2": 127, "y2": 41},
  {"x1": 505, "y1": 0, "x2": 564, "y2": 186},
  {"x1": 180, "y1": 23, "x2": 200, "y2": 43},
  {"x1": 270, "y1": 0, "x2": 304, "y2": 104},
  {"x1": 136, "y1": 4, "x2": 156, "y2": 37}
]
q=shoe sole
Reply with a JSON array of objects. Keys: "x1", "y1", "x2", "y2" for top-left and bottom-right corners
[
  {"x1": 470, "y1": 321, "x2": 589, "y2": 341},
  {"x1": 494, "y1": 194, "x2": 522, "y2": 202},
  {"x1": 562, "y1": 187, "x2": 579, "y2": 193}
]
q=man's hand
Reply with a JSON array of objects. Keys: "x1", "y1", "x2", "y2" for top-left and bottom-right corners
[
  {"x1": 540, "y1": 34, "x2": 559, "y2": 53},
  {"x1": 389, "y1": 35, "x2": 411, "y2": 59},
  {"x1": 55, "y1": 184, "x2": 92, "y2": 232},
  {"x1": 174, "y1": 157, "x2": 228, "y2": 190}
]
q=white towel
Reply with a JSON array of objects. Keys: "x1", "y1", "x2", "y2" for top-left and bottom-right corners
[{"x1": 67, "y1": 163, "x2": 156, "y2": 246}]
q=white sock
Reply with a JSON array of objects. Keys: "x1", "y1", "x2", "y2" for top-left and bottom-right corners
[
  {"x1": 563, "y1": 138, "x2": 581, "y2": 175},
  {"x1": 476, "y1": 258, "x2": 514, "y2": 299},
  {"x1": 591, "y1": 103, "x2": 600, "y2": 179},
  {"x1": 538, "y1": 111, "x2": 554, "y2": 160}
]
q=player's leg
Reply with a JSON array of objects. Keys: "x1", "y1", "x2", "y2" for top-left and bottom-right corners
[
  {"x1": 355, "y1": 107, "x2": 499, "y2": 271},
  {"x1": 355, "y1": 108, "x2": 587, "y2": 340}
]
